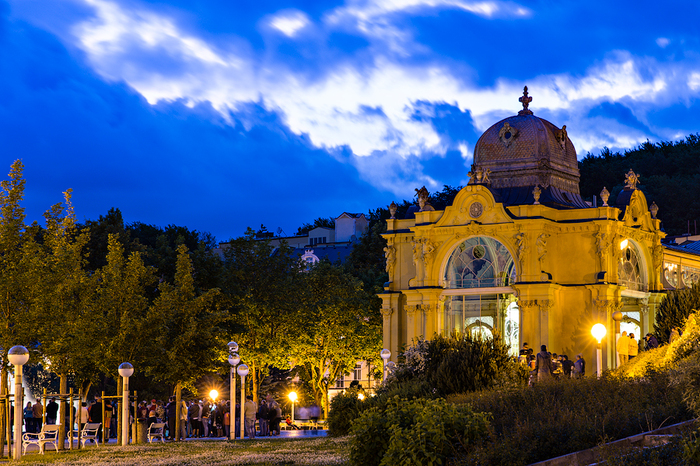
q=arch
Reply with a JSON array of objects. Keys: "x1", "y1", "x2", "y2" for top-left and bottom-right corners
[
  {"x1": 618, "y1": 239, "x2": 647, "y2": 291},
  {"x1": 442, "y1": 236, "x2": 517, "y2": 289}
]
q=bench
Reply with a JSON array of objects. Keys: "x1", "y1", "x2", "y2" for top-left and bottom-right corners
[
  {"x1": 80, "y1": 422, "x2": 102, "y2": 448},
  {"x1": 22, "y1": 424, "x2": 61, "y2": 454},
  {"x1": 147, "y1": 422, "x2": 166, "y2": 443}
]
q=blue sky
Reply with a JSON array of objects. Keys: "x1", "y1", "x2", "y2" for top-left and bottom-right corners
[{"x1": 2, "y1": 0, "x2": 700, "y2": 241}]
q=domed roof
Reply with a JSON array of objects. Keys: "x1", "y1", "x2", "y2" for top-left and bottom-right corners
[{"x1": 469, "y1": 87, "x2": 587, "y2": 208}]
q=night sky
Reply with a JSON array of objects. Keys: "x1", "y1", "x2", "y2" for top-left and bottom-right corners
[{"x1": 3, "y1": 0, "x2": 700, "y2": 241}]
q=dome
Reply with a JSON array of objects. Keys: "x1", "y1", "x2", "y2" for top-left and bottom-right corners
[{"x1": 469, "y1": 87, "x2": 587, "y2": 208}]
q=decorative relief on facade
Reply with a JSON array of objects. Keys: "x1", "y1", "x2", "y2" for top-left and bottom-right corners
[
  {"x1": 538, "y1": 299, "x2": 554, "y2": 314},
  {"x1": 383, "y1": 243, "x2": 396, "y2": 279},
  {"x1": 469, "y1": 201, "x2": 484, "y2": 218},
  {"x1": 498, "y1": 122, "x2": 519, "y2": 147},
  {"x1": 412, "y1": 239, "x2": 423, "y2": 265},
  {"x1": 518, "y1": 300, "x2": 538, "y2": 313},
  {"x1": 624, "y1": 170, "x2": 640, "y2": 190},
  {"x1": 514, "y1": 231, "x2": 527, "y2": 269},
  {"x1": 381, "y1": 306, "x2": 393, "y2": 319},
  {"x1": 415, "y1": 186, "x2": 435, "y2": 211},
  {"x1": 639, "y1": 297, "x2": 649, "y2": 315},
  {"x1": 421, "y1": 239, "x2": 436, "y2": 269},
  {"x1": 652, "y1": 243, "x2": 664, "y2": 276},
  {"x1": 405, "y1": 305, "x2": 421, "y2": 315},
  {"x1": 555, "y1": 125, "x2": 568, "y2": 150},
  {"x1": 537, "y1": 233, "x2": 550, "y2": 263},
  {"x1": 467, "y1": 165, "x2": 492, "y2": 185},
  {"x1": 650, "y1": 201, "x2": 659, "y2": 219}
]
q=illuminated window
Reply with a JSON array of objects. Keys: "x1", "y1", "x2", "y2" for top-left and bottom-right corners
[
  {"x1": 683, "y1": 266, "x2": 700, "y2": 287},
  {"x1": 664, "y1": 262, "x2": 679, "y2": 288},
  {"x1": 353, "y1": 364, "x2": 362, "y2": 380},
  {"x1": 444, "y1": 237, "x2": 516, "y2": 288},
  {"x1": 618, "y1": 241, "x2": 646, "y2": 291}
]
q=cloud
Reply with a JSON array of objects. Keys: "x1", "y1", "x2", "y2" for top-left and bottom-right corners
[{"x1": 268, "y1": 10, "x2": 309, "y2": 37}]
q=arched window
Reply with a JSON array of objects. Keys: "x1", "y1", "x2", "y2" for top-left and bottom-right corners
[
  {"x1": 618, "y1": 240, "x2": 646, "y2": 291},
  {"x1": 664, "y1": 262, "x2": 679, "y2": 288},
  {"x1": 444, "y1": 237, "x2": 516, "y2": 288},
  {"x1": 682, "y1": 266, "x2": 700, "y2": 287}
]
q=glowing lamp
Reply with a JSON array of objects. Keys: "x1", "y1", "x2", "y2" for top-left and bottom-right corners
[
  {"x1": 620, "y1": 239, "x2": 629, "y2": 250},
  {"x1": 210, "y1": 389, "x2": 218, "y2": 401},
  {"x1": 288, "y1": 391, "x2": 298, "y2": 403},
  {"x1": 228, "y1": 341, "x2": 239, "y2": 352},
  {"x1": 237, "y1": 364, "x2": 249, "y2": 377},
  {"x1": 591, "y1": 323, "x2": 607, "y2": 343},
  {"x1": 7, "y1": 346, "x2": 29, "y2": 366}
]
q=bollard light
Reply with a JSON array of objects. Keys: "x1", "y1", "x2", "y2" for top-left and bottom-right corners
[{"x1": 9, "y1": 346, "x2": 29, "y2": 460}]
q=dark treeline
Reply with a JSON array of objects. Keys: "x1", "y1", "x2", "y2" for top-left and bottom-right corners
[{"x1": 579, "y1": 134, "x2": 700, "y2": 236}]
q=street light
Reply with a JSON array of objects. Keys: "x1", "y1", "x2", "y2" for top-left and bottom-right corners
[
  {"x1": 591, "y1": 323, "x2": 607, "y2": 379},
  {"x1": 8, "y1": 345, "x2": 29, "y2": 460},
  {"x1": 380, "y1": 349, "x2": 391, "y2": 381},
  {"x1": 227, "y1": 347, "x2": 240, "y2": 441},
  {"x1": 357, "y1": 393, "x2": 365, "y2": 401},
  {"x1": 210, "y1": 390, "x2": 219, "y2": 403},
  {"x1": 118, "y1": 362, "x2": 134, "y2": 446},
  {"x1": 288, "y1": 391, "x2": 297, "y2": 425},
  {"x1": 237, "y1": 364, "x2": 249, "y2": 440}
]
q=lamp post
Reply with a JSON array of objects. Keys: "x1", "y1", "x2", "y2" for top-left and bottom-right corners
[
  {"x1": 591, "y1": 324, "x2": 607, "y2": 379},
  {"x1": 380, "y1": 349, "x2": 391, "y2": 382},
  {"x1": 8, "y1": 345, "x2": 29, "y2": 460},
  {"x1": 237, "y1": 364, "x2": 249, "y2": 440},
  {"x1": 288, "y1": 391, "x2": 297, "y2": 425},
  {"x1": 612, "y1": 311, "x2": 623, "y2": 368},
  {"x1": 118, "y1": 362, "x2": 134, "y2": 446},
  {"x1": 227, "y1": 341, "x2": 239, "y2": 441}
]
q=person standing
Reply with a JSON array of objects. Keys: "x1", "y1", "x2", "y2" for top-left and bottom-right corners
[
  {"x1": 617, "y1": 331, "x2": 629, "y2": 365},
  {"x1": 79, "y1": 401, "x2": 89, "y2": 433},
  {"x1": 90, "y1": 396, "x2": 104, "y2": 441},
  {"x1": 258, "y1": 398, "x2": 269, "y2": 436},
  {"x1": 23, "y1": 402, "x2": 34, "y2": 433},
  {"x1": 645, "y1": 333, "x2": 659, "y2": 349},
  {"x1": 628, "y1": 333, "x2": 639, "y2": 361},
  {"x1": 46, "y1": 398, "x2": 59, "y2": 425},
  {"x1": 32, "y1": 400, "x2": 44, "y2": 433},
  {"x1": 244, "y1": 396, "x2": 257, "y2": 439},
  {"x1": 535, "y1": 345, "x2": 553, "y2": 382},
  {"x1": 574, "y1": 354, "x2": 586, "y2": 379},
  {"x1": 166, "y1": 396, "x2": 177, "y2": 440},
  {"x1": 179, "y1": 399, "x2": 188, "y2": 441}
]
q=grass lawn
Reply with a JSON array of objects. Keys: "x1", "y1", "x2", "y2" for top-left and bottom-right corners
[{"x1": 8, "y1": 437, "x2": 350, "y2": 466}]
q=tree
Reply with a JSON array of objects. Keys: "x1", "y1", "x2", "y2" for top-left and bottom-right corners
[
  {"x1": 221, "y1": 228, "x2": 302, "y2": 401},
  {"x1": 292, "y1": 262, "x2": 382, "y2": 416},
  {"x1": 654, "y1": 283, "x2": 700, "y2": 343},
  {"x1": 144, "y1": 244, "x2": 225, "y2": 439},
  {"x1": 296, "y1": 217, "x2": 336, "y2": 236}
]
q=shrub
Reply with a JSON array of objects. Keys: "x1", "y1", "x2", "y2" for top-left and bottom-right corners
[
  {"x1": 654, "y1": 283, "x2": 700, "y2": 343},
  {"x1": 327, "y1": 389, "x2": 368, "y2": 436},
  {"x1": 349, "y1": 396, "x2": 490, "y2": 466},
  {"x1": 448, "y1": 370, "x2": 691, "y2": 465}
]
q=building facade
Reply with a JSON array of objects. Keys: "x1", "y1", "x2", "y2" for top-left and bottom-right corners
[{"x1": 379, "y1": 88, "x2": 700, "y2": 372}]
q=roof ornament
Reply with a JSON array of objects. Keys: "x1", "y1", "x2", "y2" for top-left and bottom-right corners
[
  {"x1": 624, "y1": 169, "x2": 640, "y2": 190},
  {"x1": 518, "y1": 86, "x2": 533, "y2": 115},
  {"x1": 533, "y1": 185, "x2": 541, "y2": 205},
  {"x1": 600, "y1": 187, "x2": 610, "y2": 206},
  {"x1": 415, "y1": 186, "x2": 435, "y2": 212}
]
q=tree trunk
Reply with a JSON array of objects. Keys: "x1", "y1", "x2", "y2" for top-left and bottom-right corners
[
  {"x1": 58, "y1": 374, "x2": 67, "y2": 450},
  {"x1": 174, "y1": 382, "x2": 182, "y2": 441},
  {"x1": 117, "y1": 380, "x2": 122, "y2": 445},
  {"x1": 0, "y1": 366, "x2": 6, "y2": 459},
  {"x1": 251, "y1": 363, "x2": 258, "y2": 403}
]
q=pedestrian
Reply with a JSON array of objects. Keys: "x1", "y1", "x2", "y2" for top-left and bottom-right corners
[
  {"x1": 224, "y1": 402, "x2": 231, "y2": 438},
  {"x1": 617, "y1": 331, "x2": 629, "y2": 364},
  {"x1": 33, "y1": 400, "x2": 44, "y2": 433},
  {"x1": 258, "y1": 397, "x2": 269, "y2": 436},
  {"x1": 574, "y1": 354, "x2": 585, "y2": 379},
  {"x1": 244, "y1": 396, "x2": 257, "y2": 438},
  {"x1": 645, "y1": 333, "x2": 659, "y2": 349},
  {"x1": 179, "y1": 399, "x2": 188, "y2": 441},
  {"x1": 90, "y1": 396, "x2": 104, "y2": 441},
  {"x1": 535, "y1": 345, "x2": 553, "y2": 382},
  {"x1": 561, "y1": 355, "x2": 574, "y2": 378},
  {"x1": 628, "y1": 333, "x2": 639, "y2": 361},
  {"x1": 79, "y1": 401, "x2": 89, "y2": 433},
  {"x1": 669, "y1": 327, "x2": 680, "y2": 344},
  {"x1": 166, "y1": 396, "x2": 177, "y2": 440},
  {"x1": 23, "y1": 402, "x2": 34, "y2": 433},
  {"x1": 46, "y1": 398, "x2": 59, "y2": 425}
]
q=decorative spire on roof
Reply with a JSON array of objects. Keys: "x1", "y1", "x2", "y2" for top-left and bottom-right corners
[
  {"x1": 624, "y1": 169, "x2": 640, "y2": 190},
  {"x1": 518, "y1": 86, "x2": 533, "y2": 115}
]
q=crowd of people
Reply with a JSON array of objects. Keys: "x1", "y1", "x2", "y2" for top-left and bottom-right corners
[{"x1": 518, "y1": 343, "x2": 586, "y2": 385}]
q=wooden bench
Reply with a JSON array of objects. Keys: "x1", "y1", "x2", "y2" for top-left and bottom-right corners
[
  {"x1": 80, "y1": 422, "x2": 102, "y2": 448},
  {"x1": 22, "y1": 424, "x2": 60, "y2": 454},
  {"x1": 147, "y1": 422, "x2": 166, "y2": 443}
]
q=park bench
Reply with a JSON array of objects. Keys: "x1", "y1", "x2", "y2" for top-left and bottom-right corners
[
  {"x1": 80, "y1": 422, "x2": 102, "y2": 448},
  {"x1": 147, "y1": 422, "x2": 166, "y2": 443},
  {"x1": 22, "y1": 424, "x2": 61, "y2": 454}
]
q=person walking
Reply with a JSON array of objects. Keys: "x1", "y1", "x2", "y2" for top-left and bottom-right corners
[
  {"x1": 535, "y1": 345, "x2": 553, "y2": 382},
  {"x1": 617, "y1": 331, "x2": 629, "y2": 365}
]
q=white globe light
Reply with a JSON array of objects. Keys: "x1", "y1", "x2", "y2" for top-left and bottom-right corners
[
  {"x1": 7, "y1": 346, "x2": 29, "y2": 366},
  {"x1": 228, "y1": 353, "x2": 241, "y2": 366},
  {"x1": 591, "y1": 323, "x2": 607, "y2": 342},
  {"x1": 118, "y1": 362, "x2": 134, "y2": 378},
  {"x1": 380, "y1": 349, "x2": 391, "y2": 360},
  {"x1": 237, "y1": 364, "x2": 249, "y2": 377},
  {"x1": 288, "y1": 391, "x2": 298, "y2": 403},
  {"x1": 228, "y1": 341, "x2": 239, "y2": 352}
]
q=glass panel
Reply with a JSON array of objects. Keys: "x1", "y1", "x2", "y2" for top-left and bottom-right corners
[
  {"x1": 618, "y1": 241, "x2": 646, "y2": 291},
  {"x1": 504, "y1": 302, "x2": 520, "y2": 356},
  {"x1": 682, "y1": 265, "x2": 700, "y2": 287},
  {"x1": 444, "y1": 237, "x2": 516, "y2": 288},
  {"x1": 664, "y1": 262, "x2": 679, "y2": 288}
]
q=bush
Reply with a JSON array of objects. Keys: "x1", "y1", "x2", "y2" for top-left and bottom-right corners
[
  {"x1": 349, "y1": 396, "x2": 490, "y2": 466},
  {"x1": 449, "y1": 371, "x2": 692, "y2": 465},
  {"x1": 327, "y1": 388, "x2": 369, "y2": 436}
]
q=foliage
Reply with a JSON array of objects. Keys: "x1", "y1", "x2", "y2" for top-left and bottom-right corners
[
  {"x1": 326, "y1": 387, "x2": 367, "y2": 436},
  {"x1": 349, "y1": 396, "x2": 490, "y2": 466},
  {"x1": 579, "y1": 135, "x2": 700, "y2": 235},
  {"x1": 449, "y1": 371, "x2": 691, "y2": 465},
  {"x1": 295, "y1": 217, "x2": 336, "y2": 236},
  {"x1": 293, "y1": 262, "x2": 382, "y2": 414},
  {"x1": 655, "y1": 283, "x2": 700, "y2": 343}
]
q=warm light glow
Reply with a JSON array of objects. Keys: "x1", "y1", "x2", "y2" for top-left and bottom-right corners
[
  {"x1": 620, "y1": 239, "x2": 629, "y2": 250},
  {"x1": 357, "y1": 393, "x2": 365, "y2": 400},
  {"x1": 591, "y1": 323, "x2": 607, "y2": 342},
  {"x1": 288, "y1": 391, "x2": 298, "y2": 403},
  {"x1": 210, "y1": 389, "x2": 218, "y2": 401}
]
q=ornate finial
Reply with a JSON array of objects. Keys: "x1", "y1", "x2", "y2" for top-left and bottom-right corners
[
  {"x1": 389, "y1": 201, "x2": 397, "y2": 219},
  {"x1": 415, "y1": 186, "x2": 434, "y2": 211},
  {"x1": 518, "y1": 86, "x2": 533, "y2": 115},
  {"x1": 533, "y1": 185, "x2": 541, "y2": 205},
  {"x1": 600, "y1": 187, "x2": 610, "y2": 207},
  {"x1": 624, "y1": 169, "x2": 640, "y2": 190},
  {"x1": 650, "y1": 201, "x2": 659, "y2": 219}
]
